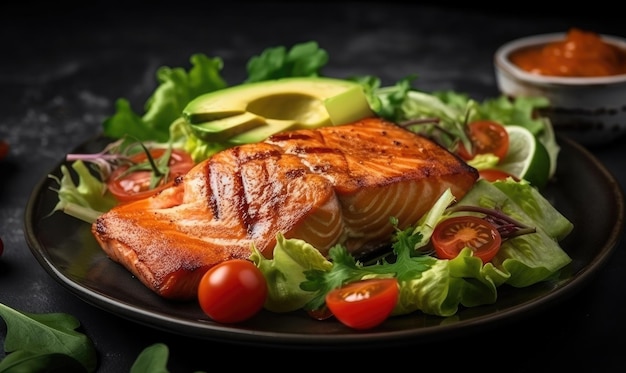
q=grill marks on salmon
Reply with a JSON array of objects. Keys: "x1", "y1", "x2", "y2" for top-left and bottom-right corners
[{"x1": 92, "y1": 117, "x2": 479, "y2": 300}]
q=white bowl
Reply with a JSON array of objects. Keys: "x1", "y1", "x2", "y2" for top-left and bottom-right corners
[{"x1": 494, "y1": 32, "x2": 626, "y2": 146}]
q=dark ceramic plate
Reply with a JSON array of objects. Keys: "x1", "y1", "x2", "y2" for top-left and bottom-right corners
[{"x1": 24, "y1": 135, "x2": 624, "y2": 348}]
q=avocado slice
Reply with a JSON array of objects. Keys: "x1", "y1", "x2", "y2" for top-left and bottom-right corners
[{"x1": 182, "y1": 77, "x2": 374, "y2": 144}]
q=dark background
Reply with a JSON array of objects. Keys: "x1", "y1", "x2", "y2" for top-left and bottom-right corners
[{"x1": 1, "y1": 2, "x2": 625, "y2": 372}]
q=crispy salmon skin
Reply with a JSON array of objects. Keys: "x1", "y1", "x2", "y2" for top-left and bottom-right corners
[{"x1": 92, "y1": 117, "x2": 478, "y2": 300}]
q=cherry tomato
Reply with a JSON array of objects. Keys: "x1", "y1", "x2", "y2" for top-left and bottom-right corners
[
  {"x1": 479, "y1": 168, "x2": 519, "y2": 182},
  {"x1": 0, "y1": 140, "x2": 8, "y2": 160},
  {"x1": 107, "y1": 148, "x2": 194, "y2": 203},
  {"x1": 325, "y1": 278, "x2": 398, "y2": 330},
  {"x1": 457, "y1": 120, "x2": 509, "y2": 161},
  {"x1": 431, "y1": 216, "x2": 502, "y2": 263},
  {"x1": 197, "y1": 259, "x2": 268, "y2": 324}
]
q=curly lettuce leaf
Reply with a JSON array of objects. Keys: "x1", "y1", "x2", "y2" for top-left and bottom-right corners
[
  {"x1": 48, "y1": 160, "x2": 117, "y2": 223},
  {"x1": 103, "y1": 54, "x2": 227, "y2": 142},
  {"x1": 168, "y1": 117, "x2": 227, "y2": 162},
  {"x1": 250, "y1": 233, "x2": 333, "y2": 313},
  {"x1": 396, "y1": 250, "x2": 508, "y2": 317}
]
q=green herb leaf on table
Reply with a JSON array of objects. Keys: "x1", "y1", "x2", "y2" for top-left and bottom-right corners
[
  {"x1": 0, "y1": 350, "x2": 87, "y2": 373},
  {"x1": 130, "y1": 343, "x2": 171, "y2": 373},
  {"x1": 0, "y1": 303, "x2": 97, "y2": 373}
]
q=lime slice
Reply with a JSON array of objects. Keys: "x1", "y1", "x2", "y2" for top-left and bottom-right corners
[{"x1": 497, "y1": 125, "x2": 551, "y2": 188}]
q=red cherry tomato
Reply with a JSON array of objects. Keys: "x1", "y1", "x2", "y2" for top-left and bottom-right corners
[
  {"x1": 325, "y1": 278, "x2": 399, "y2": 330},
  {"x1": 197, "y1": 259, "x2": 268, "y2": 324},
  {"x1": 0, "y1": 140, "x2": 9, "y2": 160},
  {"x1": 457, "y1": 120, "x2": 510, "y2": 161},
  {"x1": 479, "y1": 168, "x2": 519, "y2": 182},
  {"x1": 431, "y1": 216, "x2": 502, "y2": 263},
  {"x1": 107, "y1": 148, "x2": 194, "y2": 203}
]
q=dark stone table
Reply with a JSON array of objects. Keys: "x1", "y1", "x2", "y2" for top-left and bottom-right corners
[{"x1": 1, "y1": 2, "x2": 625, "y2": 371}]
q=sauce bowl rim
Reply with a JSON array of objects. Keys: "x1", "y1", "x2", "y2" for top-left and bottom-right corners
[{"x1": 494, "y1": 32, "x2": 626, "y2": 86}]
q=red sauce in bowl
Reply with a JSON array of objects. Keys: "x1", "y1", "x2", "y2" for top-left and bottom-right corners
[{"x1": 509, "y1": 28, "x2": 626, "y2": 77}]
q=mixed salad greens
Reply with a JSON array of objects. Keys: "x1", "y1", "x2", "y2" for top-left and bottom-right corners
[{"x1": 49, "y1": 41, "x2": 573, "y2": 323}]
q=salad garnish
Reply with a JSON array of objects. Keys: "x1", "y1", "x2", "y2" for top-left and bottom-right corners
[{"x1": 65, "y1": 138, "x2": 165, "y2": 182}]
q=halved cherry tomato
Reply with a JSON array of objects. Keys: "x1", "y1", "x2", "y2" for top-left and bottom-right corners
[
  {"x1": 431, "y1": 216, "x2": 502, "y2": 263},
  {"x1": 107, "y1": 148, "x2": 194, "y2": 203},
  {"x1": 479, "y1": 168, "x2": 519, "y2": 182},
  {"x1": 325, "y1": 278, "x2": 398, "y2": 330},
  {"x1": 197, "y1": 259, "x2": 268, "y2": 324},
  {"x1": 457, "y1": 120, "x2": 509, "y2": 161}
]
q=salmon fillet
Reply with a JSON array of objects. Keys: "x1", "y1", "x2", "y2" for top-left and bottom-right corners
[{"x1": 92, "y1": 117, "x2": 478, "y2": 300}]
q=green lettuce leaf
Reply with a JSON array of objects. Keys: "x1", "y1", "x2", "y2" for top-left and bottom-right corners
[
  {"x1": 250, "y1": 233, "x2": 333, "y2": 313},
  {"x1": 493, "y1": 178, "x2": 573, "y2": 240},
  {"x1": 48, "y1": 160, "x2": 117, "y2": 223},
  {"x1": 396, "y1": 250, "x2": 507, "y2": 317},
  {"x1": 168, "y1": 117, "x2": 227, "y2": 162},
  {"x1": 457, "y1": 179, "x2": 573, "y2": 287},
  {"x1": 103, "y1": 54, "x2": 227, "y2": 142},
  {"x1": 245, "y1": 41, "x2": 329, "y2": 83}
]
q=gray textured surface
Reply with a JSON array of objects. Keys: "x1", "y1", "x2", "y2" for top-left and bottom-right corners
[{"x1": 1, "y1": 3, "x2": 625, "y2": 371}]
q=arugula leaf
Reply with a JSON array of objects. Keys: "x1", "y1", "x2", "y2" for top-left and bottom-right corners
[
  {"x1": 245, "y1": 41, "x2": 329, "y2": 83},
  {"x1": 130, "y1": 343, "x2": 171, "y2": 373},
  {"x1": 0, "y1": 303, "x2": 97, "y2": 373},
  {"x1": 0, "y1": 351, "x2": 87, "y2": 373}
]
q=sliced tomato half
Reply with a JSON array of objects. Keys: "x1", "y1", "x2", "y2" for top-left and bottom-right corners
[
  {"x1": 107, "y1": 148, "x2": 194, "y2": 203},
  {"x1": 457, "y1": 120, "x2": 510, "y2": 161},
  {"x1": 325, "y1": 278, "x2": 399, "y2": 330},
  {"x1": 431, "y1": 215, "x2": 502, "y2": 263}
]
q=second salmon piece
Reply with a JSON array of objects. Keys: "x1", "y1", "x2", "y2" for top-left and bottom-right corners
[{"x1": 92, "y1": 117, "x2": 479, "y2": 300}]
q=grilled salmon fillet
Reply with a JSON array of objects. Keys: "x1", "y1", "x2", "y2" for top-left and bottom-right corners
[{"x1": 92, "y1": 117, "x2": 478, "y2": 300}]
